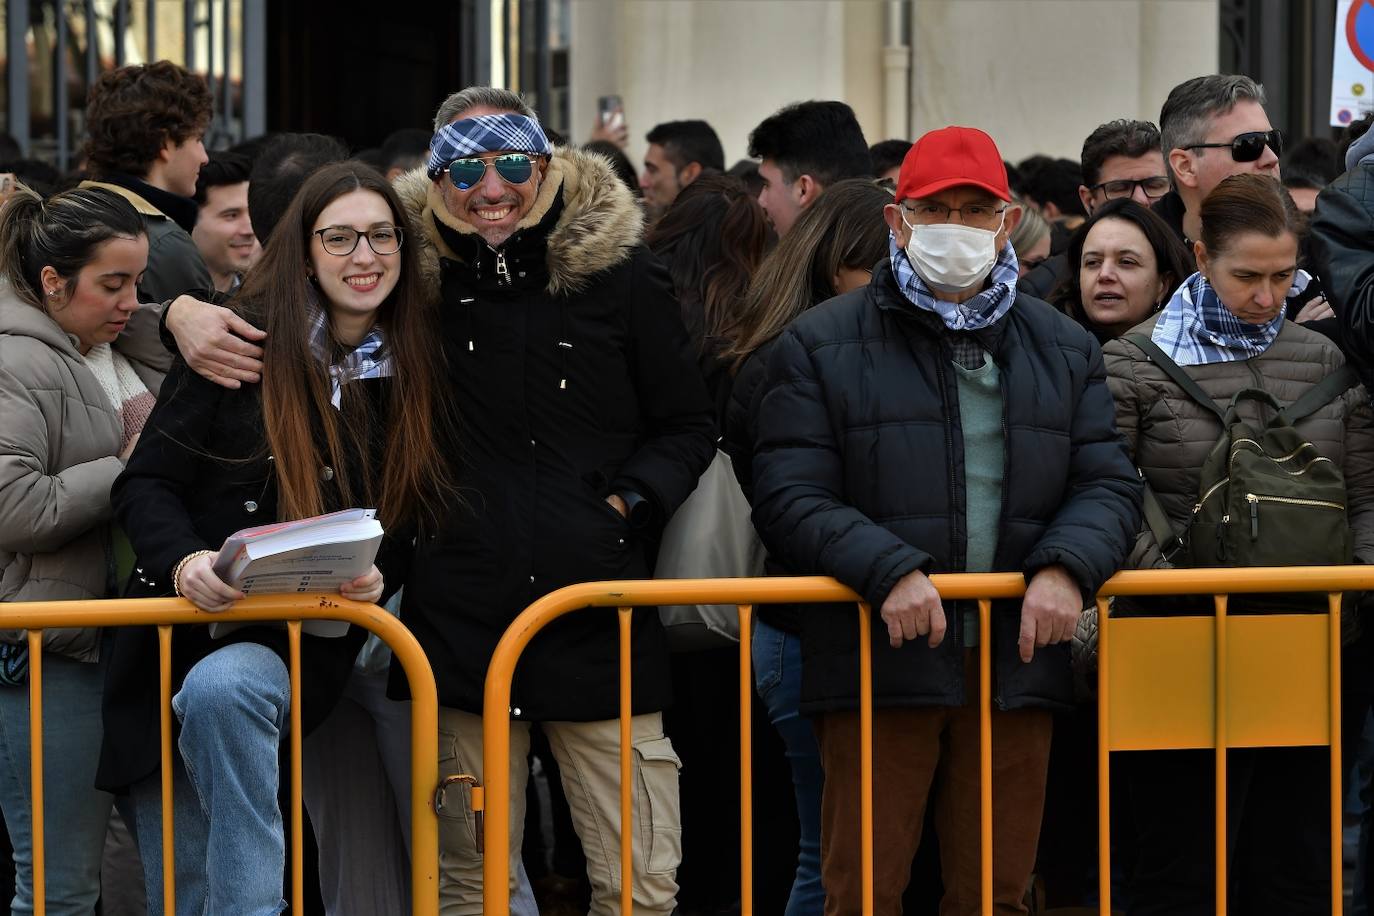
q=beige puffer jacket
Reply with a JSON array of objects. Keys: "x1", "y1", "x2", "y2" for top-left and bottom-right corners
[
  {"x1": 1103, "y1": 313, "x2": 1374, "y2": 572},
  {"x1": 0, "y1": 286, "x2": 165, "y2": 661}
]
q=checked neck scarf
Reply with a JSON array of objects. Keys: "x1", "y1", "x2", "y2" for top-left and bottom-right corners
[
  {"x1": 1151, "y1": 270, "x2": 1300, "y2": 366},
  {"x1": 426, "y1": 113, "x2": 553, "y2": 179},
  {"x1": 306, "y1": 293, "x2": 393, "y2": 408},
  {"x1": 888, "y1": 235, "x2": 1019, "y2": 332}
]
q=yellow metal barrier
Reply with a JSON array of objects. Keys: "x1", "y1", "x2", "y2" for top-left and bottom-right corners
[
  {"x1": 481, "y1": 567, "x2": 1374, "y2": 916},
  {"x1": 0, "y1": 595, "x2": 440, "y2": 916}
]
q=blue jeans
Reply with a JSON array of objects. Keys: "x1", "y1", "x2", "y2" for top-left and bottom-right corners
[
  {"x1": 0, "y1": 653, "x2": 113, "y2": 916},
  {"x1": 753, "y1": 620, "x2": 824, "y2": 916},
  {"x1": 129, "y1": 642, "x2": 290, "y2": 916}
]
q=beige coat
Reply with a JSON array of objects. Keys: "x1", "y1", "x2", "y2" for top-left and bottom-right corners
[
  {"x1": 0, "y1": 286, "x2": 165, "y2": 661},
  {"x1": 1103, "y1": 313, "x2": 1374, "y2": 571}
]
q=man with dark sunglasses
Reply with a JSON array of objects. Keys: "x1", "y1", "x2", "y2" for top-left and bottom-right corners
[{"x1": 1155, "y1": 74, "x2": 1281, "y2": 255}]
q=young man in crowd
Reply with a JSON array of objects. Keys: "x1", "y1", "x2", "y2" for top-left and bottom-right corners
[
  {"x1": 191, "y1": 151, "x2": 259, "y2": 294},
  {"x1": 81, "y1": 61, "x2": 213, "y2": 303},
  {"x1": 749, "y1": 125, "x2": 1140, "y2": 913},
  {"x1": 747, "y1": 100, "x2": 871, "y2": 237},
  {"x1": 1019, "y1": 119, "x2": 1169, "y2": 299},
  {"x1": 639, "y1": 119, "x2": 725, "y2": 221}
]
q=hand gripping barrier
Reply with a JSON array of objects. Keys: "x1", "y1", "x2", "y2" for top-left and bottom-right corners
[
  {"x1": 480, "y1": 567, "x2": 1374, "y2": 916},
  {"x1": 0, "y1": 595, "x2": 440, "y2": 916}
]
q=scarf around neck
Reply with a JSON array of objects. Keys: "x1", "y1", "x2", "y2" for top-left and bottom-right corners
[
  {"x1": 888, "y1": 235, "x2": 1019, "y2": 332},
  {"x1": 1150, "y1": 269, "x2": 1299, "y2": 366},
  {"x1": 306, "y1": 292, "x2": 393, "y2": 407}
]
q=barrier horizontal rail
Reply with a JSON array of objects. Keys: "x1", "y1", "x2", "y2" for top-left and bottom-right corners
[
  {"x1": 482, "y1": 568, "x2": 1374, "y2": 916},
  {"x1": 0, "y1": 595, "x2": 440, "y2": 916}
]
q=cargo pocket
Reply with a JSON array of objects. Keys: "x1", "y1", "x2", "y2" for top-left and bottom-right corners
[
  {"x1": 633, "y1": 734, "x2": 683, "y2": 876},
  {"x1": 436, "y1": 727, "x2": 480, "y2": 856}
]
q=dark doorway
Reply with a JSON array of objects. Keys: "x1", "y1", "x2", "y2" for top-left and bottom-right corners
[{"x1": 264, "y1": 0, "x2": 473, "y2": 151}]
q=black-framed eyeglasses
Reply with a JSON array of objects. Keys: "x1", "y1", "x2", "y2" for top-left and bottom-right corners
[
  {"x1": 1185, "y1": 129, "x2": 1283, "y2": 163},
  {"x1": 446, "y1": 153, "x2": 540, "y2": 190},
  {"x1": 901, "y1": 201, "x2": 1007, "y2": 228},
  {"x1": 1090, "y1": 175, "x2": 1171, "y2": 200},
  {"x1": 313, "y1": 225, "x2": 404, "y2": 257}
]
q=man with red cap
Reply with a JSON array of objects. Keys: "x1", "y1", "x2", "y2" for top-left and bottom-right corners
[{"x1": 749, "y1": 125, "x2": 1142, "y2": 913}]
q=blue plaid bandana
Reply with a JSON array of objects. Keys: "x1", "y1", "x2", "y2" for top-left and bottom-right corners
[
  {"x1": 307, "y1": 296, "x2": 394, "y2": 408},
  {"x1": 888, "y1": 235, "x2": 1019, "y2": 331},
  {"x1": 1151, "y1": 269, "x2": 1302, "y2": 367},
  {"x1": 425, "y1": 114, "x2": 553, "y2": 180}
]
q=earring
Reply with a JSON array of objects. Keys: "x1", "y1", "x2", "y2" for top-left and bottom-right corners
[{"x1": 45, "y1": 289, "x2": 58, "y2": 298}]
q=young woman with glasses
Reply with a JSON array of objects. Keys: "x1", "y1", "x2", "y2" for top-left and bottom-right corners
[{"x1": 98, "y1": 160, "x2": 455, "y2": 915}]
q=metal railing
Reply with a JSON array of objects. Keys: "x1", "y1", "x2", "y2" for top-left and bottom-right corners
[
  {"x1": 2, "y1": 594, "x2": 439, "y2": 916},
  {"x1": 480, "y1": 567, "x2": 1373, "y2": 916}
]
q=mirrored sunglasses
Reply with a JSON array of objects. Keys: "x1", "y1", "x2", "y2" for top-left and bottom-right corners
[{"x1": 447, "y1": 154, "x2": 537, "y2": 190}]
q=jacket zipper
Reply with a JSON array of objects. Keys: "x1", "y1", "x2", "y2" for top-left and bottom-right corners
[
  {"x1": 493, "y1": 249, "x2": 511, "y2": 287},
  {"x1": 1245, "y1": 492, "x2": 1345, "y2": 540}
]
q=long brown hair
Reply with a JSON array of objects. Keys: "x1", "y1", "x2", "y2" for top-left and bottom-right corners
[
  {"x1": 232, "y1": 160, "x2": 455, "y2": 528},
  {"x1": 724, "y1": 178, "x2": 892, "y2": 368},
  {"x1": 644, "y1": 174, "x2": 768, "y2": 347}
]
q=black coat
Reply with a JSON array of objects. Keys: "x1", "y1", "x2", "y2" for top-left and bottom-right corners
[
  {"x1": 750, "y1": 261, "x2": 1142, "y2": 714},
  {"x1": 1308, "y1": 163, "x2": 1374, "y2": 390},
  {"x1": 391, "y1": 149, "x2": 715, "y2": 721},
  {"x1": 99, "y1": 359, "x2": 404, "y2": 791}
]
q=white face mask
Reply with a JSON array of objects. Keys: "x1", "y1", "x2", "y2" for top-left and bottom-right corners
[{"x1": 902, "y1": 210, "x2": 1005, "y2": 294}]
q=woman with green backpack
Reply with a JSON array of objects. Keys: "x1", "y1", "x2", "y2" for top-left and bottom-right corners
[{"x1": 1103, "y1": 172, "x2": 1374, "y2": 915}]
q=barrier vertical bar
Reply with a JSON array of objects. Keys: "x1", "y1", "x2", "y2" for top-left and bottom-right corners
[
  {"x1": 857, "y1": 602, "x2": 874, "y2": 916},
  {"x1": 978, "y1": 599, "x2": 993, "y2": 916},
  {"x1": 1329, "y1": 593, "x2": 1343, "y2": 916},
  {"x1": 287, "y1": 622, "x2": 303, "y2": 916},
  {"x1": 618, "y1": 606, "x2": 633, "y2": 915},
  {"x1": 1214, "y1": 594, "x2": 1228, "y2": 916},
  {"x1": 1095, "y1": 598, "x2": 1112, "y2": 916},
  {"x1": 28, "y1": 630, "x2": 44, "y2": 916},
  {"x1": 738, "y1": 604, "x2": 754, "y2": 916},
  {"x1": 158, "y1": 625, "x2": 175, "y2": 914}
]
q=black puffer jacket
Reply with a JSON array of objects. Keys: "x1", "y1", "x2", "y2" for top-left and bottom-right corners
[
  {"x1": 751, "y1": 260, "x2": 1142, "y2": 713},
  {"x1": 390, "y1": 150, "x2": 715, "y2": 721},
  {"x1": 1309, "y1": 163, "x2": 1374, "y2": 390}
]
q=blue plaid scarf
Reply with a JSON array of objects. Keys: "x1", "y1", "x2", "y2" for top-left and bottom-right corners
[
  {"x1": 888, "y1": 235, "x2": 1019, "y2": 331},
  {"x1": 1150, "y1": 269, "x2": 1302, "y2": 366},
  {"x1": 307, "y1": 298, "x2": 394, "y2": 408},
  {"x1": 426, "y1": 113, "x2": 553, "y2": 180}
]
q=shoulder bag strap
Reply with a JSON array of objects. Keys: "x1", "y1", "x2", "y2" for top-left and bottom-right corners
[{"x1": 1123, "y1": 333, "x2": 1226, "y2": 421}]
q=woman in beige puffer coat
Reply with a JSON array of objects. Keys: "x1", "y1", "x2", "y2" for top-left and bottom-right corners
[
  {"x1": 0, "y1": 185, "x2": 164, "y2": 916},
  {"x1": 1103, "y1": 174, "x2": 1374, "y2": 915}
]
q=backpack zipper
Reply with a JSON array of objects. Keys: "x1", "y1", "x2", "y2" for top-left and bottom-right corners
[{"x1": 1245, "y1": 492, "x2": 1345, "y2": 540}]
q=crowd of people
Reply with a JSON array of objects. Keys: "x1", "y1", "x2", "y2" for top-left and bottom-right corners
[{"x1": 3, "y1": 59, "x2": 1374, "y2": 916}]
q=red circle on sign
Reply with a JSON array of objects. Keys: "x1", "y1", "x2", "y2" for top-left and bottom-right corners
[{"x1": 1349, "y1": 0, "x2": 1374, "y2": 72}]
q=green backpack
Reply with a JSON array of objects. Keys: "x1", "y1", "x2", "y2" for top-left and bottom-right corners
[{"x1": 1125, "y1": 333, "x2": 1358, "y2": 571}]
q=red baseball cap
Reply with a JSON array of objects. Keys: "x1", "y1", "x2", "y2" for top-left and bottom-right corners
[{"x1": 895, "y1": 126, "x2": 1011, "y2": 203}]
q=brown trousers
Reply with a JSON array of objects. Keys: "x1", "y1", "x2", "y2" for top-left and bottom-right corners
[{"x1": 813, "y1": 662, "x2": 1053, "y2": 916}]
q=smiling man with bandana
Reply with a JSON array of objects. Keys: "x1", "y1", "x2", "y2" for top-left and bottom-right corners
[
  {"x1": 749, "y1": 125, "x2": 1142, "y2": 914},
  {"x1": 388, "y1": 87, "x2": 714, "y2": 914}
]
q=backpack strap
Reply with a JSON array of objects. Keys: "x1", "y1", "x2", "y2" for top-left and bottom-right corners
[
  {"x1": 1123, "y1": 333, "x2": 1226, "y2": 421},
  {"x1": 1280, "y1": 365, "x2": 1360, "y2": 424},
  {"x1": 1140, "y1": 478, "x2": 1187, "y2": 564}
]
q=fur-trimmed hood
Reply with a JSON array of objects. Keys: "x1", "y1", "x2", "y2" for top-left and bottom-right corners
[{"x1": 394, "y1": 145, "x2": 644, "y2": 299}]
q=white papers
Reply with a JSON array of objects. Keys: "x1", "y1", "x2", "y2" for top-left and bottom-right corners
[{"x1": 208, "y1": 508, "x2": 383, "y2": 638}]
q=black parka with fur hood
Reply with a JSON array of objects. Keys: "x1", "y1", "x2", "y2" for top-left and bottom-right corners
[{"x1": 390, "y1": 147, "x2": 715, "y2": 721}]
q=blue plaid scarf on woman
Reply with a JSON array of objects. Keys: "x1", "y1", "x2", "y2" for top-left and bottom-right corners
[
  {"x1": 307, "y1": 296, "x2": 393, "y2": 408},
  {"x1": 1151, "y1": 269, "x2": 1303, "y2": 367},
  {"x1": 888, "y1": 235, "x2": 1020, "y2": 331}
]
